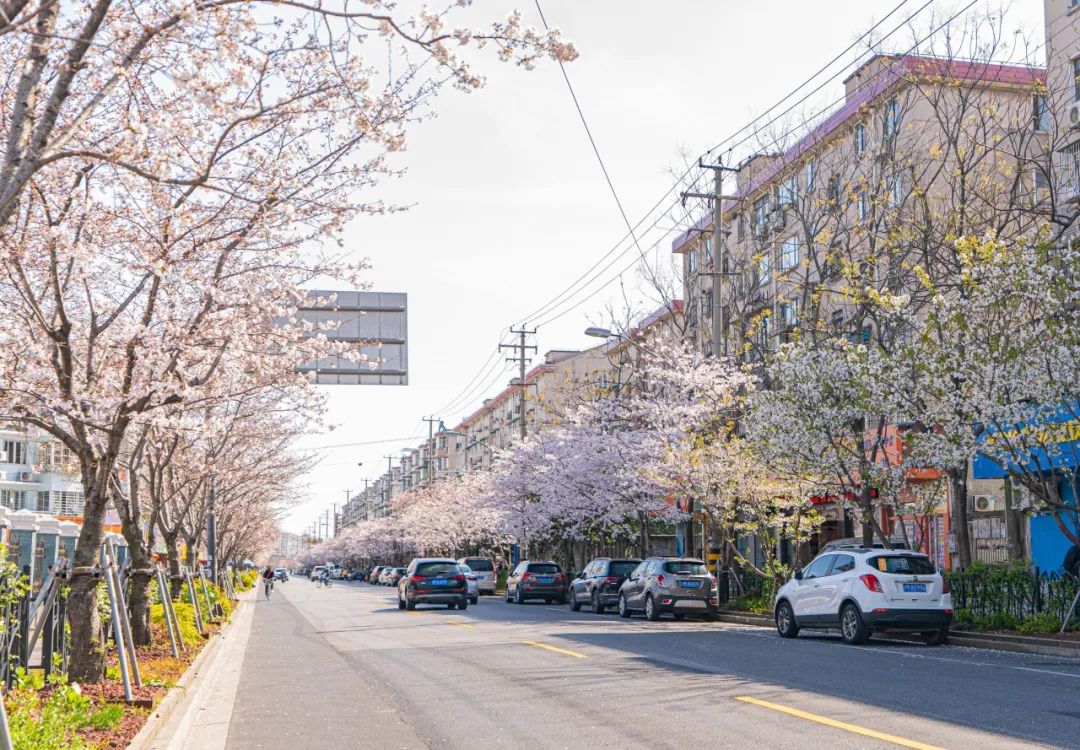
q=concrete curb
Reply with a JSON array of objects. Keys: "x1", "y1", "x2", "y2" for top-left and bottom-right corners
[
  {"x1": 127, "y1": 589, "x2": 255, "y2": 750},
  {"x1": 713, "y1": 610, "x2": 1080, "y2": 658}
]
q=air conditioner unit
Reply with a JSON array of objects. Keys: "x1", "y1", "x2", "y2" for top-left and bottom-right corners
[
  {"x1": 970, "y1": 494, "x2": 1003, "y2": 512},
  {"x1": 1070, "y1": 102, "x2": 1080, "y2": 127},
  {"x1": 17, "y1": 471, "x2": 32, "y2": 482}
]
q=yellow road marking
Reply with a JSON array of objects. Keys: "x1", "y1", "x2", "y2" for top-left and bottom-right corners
[
  {"x1": 446, "y1": 621, "x2": 475, "y2": 629},
  {"x1": 521, "y1": 640, "x2": 588, "y2": 659},
  {"x1": 734, "y1": 696, "x2": 946, "y2": 750}
]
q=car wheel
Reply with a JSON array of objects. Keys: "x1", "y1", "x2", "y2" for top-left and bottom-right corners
[
  {"x1": 673, "y1": 613, "x2": 686, "y2": 621},
  {"x1": 515, "y1": 587, "x2": 525, "y2": 605},
  {"x1": 470, "y1": 597, "x2": 478, "y2": 605},
  {"x1": 459, "y1": 598, "x2": 468, "y2": 611},
  {"x1": 922, "y1": 628, "x2": 949, "y2": 646},
  {"x1": 618, "y1": 594, "x2": 631, "y2": 618},
  {"x1": 505, "y1": 587, "x2": 512, "y2": 603},
  {"x1": 447, "y1": 601, "x2": 457, "y2": 610},
  {"x1": 591, "y1": 591, "x2": 604, "y2": 615},
  {"x1": 406, "y1": 598, "x2": 416, "y2": 611},
  {"x1": 644, "y1": 594, "x2": 660, "y2": 622},
  {"x1": 569, "y1": 589, "x2": 582, "y2": 612},
  {"x1": 397, "y1": 596, "x2": 405, "y2": 610},
  {"x1": 840, "y1": 603, "x2": 870, "y2": 645},
  {"x1": 775, "y1": 600, "x2": 799, "y2": 638}
]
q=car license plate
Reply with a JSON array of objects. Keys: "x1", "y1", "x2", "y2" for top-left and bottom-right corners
[
  {"x1": 903, "y1": 583, "x2": 927, "y2": 593},
  {"x1": 679, "y1": 580, "x2": 701, "y2": 589},
  {"x1": 431, "y1": 579, "x2": 449, "y2": 586},
  {"x1": 537, "y1": 576, "x2": 553, "y2": 584}
]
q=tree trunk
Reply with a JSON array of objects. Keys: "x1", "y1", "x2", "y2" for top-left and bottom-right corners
[
  {"x1": 184, "y1": 537, "x2": 198, "y2": 570},
  {"x1": 165, "y1": 534, "x2": 183, "y2": 599},
  {"x1": 949, "y1": 468, "x2": 972, "y2": 569},
  {"x1": 67, "y1": 480, "x2": 109, "y2": 683},
  {"x1": 118, "y1": 510, "x2": 153, "y2": 645}
]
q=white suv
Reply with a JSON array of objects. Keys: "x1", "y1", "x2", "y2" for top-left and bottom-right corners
[{"x1": 774, "y1": 547, "x2": 952, "y2": 645}]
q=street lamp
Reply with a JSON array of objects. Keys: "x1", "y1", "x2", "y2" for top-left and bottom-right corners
[{"x1": 584, "y1": 326, "x2": 614, "y2": 339}]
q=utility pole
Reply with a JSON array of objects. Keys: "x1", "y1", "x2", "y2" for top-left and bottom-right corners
[
  {"x1": 500, "y1": 325, "x2": 537, "y2": 441},
  {"x1": 382, "y1": 454, "x2": 395, "y2": 514},
  {"x1": 422, "y1": 416, "x2": 441, "y2": 484},
  {"x1": 206, "y1": 479, "x2": 217, "y2": 582}
]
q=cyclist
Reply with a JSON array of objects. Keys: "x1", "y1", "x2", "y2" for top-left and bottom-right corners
[
  {"x1": 262, "y1": 566, "x2": 275, "y2": 599},
  {"x1": 317, "y1": 567, "x2": 331, "y2": 588}
]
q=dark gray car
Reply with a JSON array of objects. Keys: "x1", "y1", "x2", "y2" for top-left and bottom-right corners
[
  {"x1": 568, "y1": 558, "x2": 641, "y2": 614},
  {"x1": 617, "y1": 557, "x2": 717, "y2": 621}
]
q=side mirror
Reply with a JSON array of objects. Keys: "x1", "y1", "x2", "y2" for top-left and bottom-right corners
[{"x1": 793, "y1": 570, "x2": 803, "y2": 581}]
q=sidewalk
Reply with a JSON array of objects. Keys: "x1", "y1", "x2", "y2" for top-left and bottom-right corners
[{"x1": 129, "y1": 587, "x2": 257, "y2": 750}]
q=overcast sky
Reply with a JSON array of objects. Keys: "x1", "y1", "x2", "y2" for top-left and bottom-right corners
[{"x1": 283, "y1": 0, "x2": 1045, "y2": 534}]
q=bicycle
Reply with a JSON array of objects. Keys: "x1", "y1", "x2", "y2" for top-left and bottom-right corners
[{"x1": 264, "y1": 578, "x2": 273, "y2": 600}]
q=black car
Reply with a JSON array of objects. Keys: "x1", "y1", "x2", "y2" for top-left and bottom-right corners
[
  {"x1": 568, "y1": 558, "x2": 641, "y2": 614},
  {"x1": 397, "y1": 558, "x2": 469, "y2": 610},
  {"x1": 505, "y1": 560, "x2": 567, "y2": 604}
]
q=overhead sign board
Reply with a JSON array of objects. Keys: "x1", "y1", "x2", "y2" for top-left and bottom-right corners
[{"x1": 294, "y1": 291, "x2": 408, "y2": 385}]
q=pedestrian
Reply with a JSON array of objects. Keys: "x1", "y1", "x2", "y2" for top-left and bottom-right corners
[{"x1": 1064, "y1": 543, "x2": 1080, "y2": 578}]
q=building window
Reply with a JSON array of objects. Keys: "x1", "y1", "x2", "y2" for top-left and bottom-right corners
[
  {"x1": 756, "y1": 315, "x2": 771, "y2": 351},
  {"x1": 831, "y1": 309, "x2": 845, "y2": 330},
  {"x1": 854, "y1": 122, "x2": 866, "y2": 155},
  {"x1": 1074, "y1": 58, "x2": 1080, "y2": 101},
  {"x1": 1, "y1": 440, "x2": 24, "y2": 465},
  {"x1": 687, "y1": 249, "x2": 698, "y2": 274},
  {"x1": 779, "y1": 236, "x2": 800, "y2": 271},
  {"x1": 805, "y1": 160, "x2": 815, "y2": 192},
  {"x1": 883, "y1": 98, "x2": 899, "y2": 139},
  {"x1": 757, "y1": 251, "x2": 772, "y2": 286},
  {"x1": 887, "y1": 173, "x2": 903, "y2": 207},
  {"x1": 703, "y1": 289, "x2": 713, "y2": 318},
  {"x1": 827, "y1": 175, "x2": 842, "y2": 205},
  {"x1": 779, "y1": 175, "x2": 797, "y2": 206},
  {"x1": 703, "y1": 236, "x2": 713, "y2": 263},
  {"x1": 780, "y1": 300, "x2": 800, "y2": 327},
  {"x1": 737, "y1": 214, "x2": 745, "y2": 241},
  {"x1": 1033, "y1": 94, "x2": 1049, "y2": 132},
  {"x1": 753, "y1": 195, "x2": 770, "y2": 233},
  {"x1": 0, "y1": 490, "x2": 24, "y2": 510},
  {"x1": 858, "y1": 191, "x2": 869, "y2": 221}
]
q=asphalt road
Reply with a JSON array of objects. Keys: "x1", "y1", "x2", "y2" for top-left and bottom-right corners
[{"x1": 225, "y1": 580, "x2": 1080, "y2": 750}]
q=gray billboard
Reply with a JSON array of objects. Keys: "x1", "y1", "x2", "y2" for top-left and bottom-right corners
[{"x1": 294, "y1": 291, "x2": 408, "y2": 385}]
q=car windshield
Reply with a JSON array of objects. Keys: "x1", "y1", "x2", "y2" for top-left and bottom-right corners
[
  {"x1": 527, "y1": 563, "x2": 560, "y2": 574},
  {"x1": 464, "y1": 558, "x2": 494, "y2": 571},
  {"x1": 415, "y1": 562, "x2": 459, "y2": 576},
  {"x1": 662, "y1": 561, "x2": 708, "y2": 575},
  {"x1": 459, "y1": 565, "x2": 472, "y2": 573},
  {"x1": 869, "y1": 555, "x2": 936, "y2": 575},
  {"x1": 609, "y1": 561, "x2": 639, "y2": 577}
]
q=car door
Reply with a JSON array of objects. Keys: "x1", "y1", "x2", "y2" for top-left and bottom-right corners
[
  {"x1": 624, "y1": 561, "x2": 648, "y2": 606},
  {"x1": 791, "y1": 555, "x2": 835, "y2": 622},
  {"x1": 817, "y1": 553, "x2": 855, "y2": 624}
]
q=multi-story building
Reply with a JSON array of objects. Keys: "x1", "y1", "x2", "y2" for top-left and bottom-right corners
[
  {"x1": 1047, "y1": 0, "x2": 1080, "y2": 211},
  {"x1": 0, "y1": 425, "x2": 86, "y2": 518}
]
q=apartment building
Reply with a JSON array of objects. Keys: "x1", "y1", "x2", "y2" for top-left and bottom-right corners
[
  {"x1": 675, "y1": 53, "x2": 1045, "y2": 360},
  {"x1": 0, "y1": 425, "x2": 86, "y2": 518},
  {"x1": 1047, "y1": 0, "x2": 1080, "y2": 209}
]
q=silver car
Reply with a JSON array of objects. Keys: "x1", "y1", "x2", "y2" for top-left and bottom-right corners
[
  {"x1": 458, "y1": 564, "x2": 480, "y2": 604},
  {"x1": 617, "y1": 557, "x2": 717, "y2": 621},
  {"x1": 457, "y1": 557, "x2": 496, "y2": 594}
]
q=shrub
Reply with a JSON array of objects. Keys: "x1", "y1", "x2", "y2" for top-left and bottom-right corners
[
  {"x1": 729, "y1": 592, "x2": 771, "y2": 614},
  {"x1": 88, "y1": 703, "x2": 124, "y2": 731},
  {"x1": 7, "y1": 672, "x2": 90, "y2": 750},
  {"x1": 151, "y1": 601, "x2": 203, "y2": 644},
  {"x1": 1018, "y1": 612, "x2": 1063, "y2": 634}
]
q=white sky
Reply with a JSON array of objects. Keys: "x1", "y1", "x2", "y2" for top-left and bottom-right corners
[{"x1": 284, "y1": 0, "x2": 1046, "y2": 534}]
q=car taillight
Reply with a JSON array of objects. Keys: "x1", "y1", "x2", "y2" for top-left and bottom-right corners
[
  {"x1": 522, "y1": 573, "x2": 534, "y2": 581},
  {"x1": 656, "y1": 574, "x2": 666, "y2": 586},
  {"x1": 941, "y1": 577, "x2": 951, "y2": 594},
  {"x1": 554, "y1": 573, "x2": 566, "y2": 581},
  {"x1": 410, "y1": 575, "x2": 425, "y2": 583},
  {"x1": 452, "y1": 574, "x2": 465, "y2": 583},
  {"x1": 859, "y1": 573, "x2": 883, "y2": 593},
  {"x1": 603, "y1": 576, "x2": 620, "y2": 584}
]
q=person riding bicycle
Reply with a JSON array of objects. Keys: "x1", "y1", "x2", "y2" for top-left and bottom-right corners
[
  {"x1": 318, "y1": 567, "x2": 331, "y2": 587},
  {"x1": 262, "y1": 566, "x2": 275, "y2": 598}
]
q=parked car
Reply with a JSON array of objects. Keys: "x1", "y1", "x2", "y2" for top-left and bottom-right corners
[
  {"x1": 820, "y1": 536, "x2": 909, "y2": 553},
  {"x1": 273, "y1": 568, "x2": 289, "y2": 582},
  {"x1": 379, "y1": 567, "x2": 397, "y2": 585},
  {"x1": 458, "y1": 564, "x2": 480, "y2": 605},
  {"x1": 397, "y1": 558, "x2": 469, "y2": 610},
  {"x1": 387, "y1": 567, "x2": 407, "y2": 586},
  {"x1": 309, "y1": 565, "x2": 327, "y2": 582},
  {"x1": 617, "y1": 558, "x2": 717, "y2": 621},
  {"x1": 348, "y1": 569, "x2": 366, "y2": 581},
  {"x1": 457, "y1": 557, "x2": 497, "y2": 594},
  {"x1": 774, "y1": 548, "x2": 952, "y2": 645},
  {"x1": 505, "y1": 560, "x2": 567, "y2": 604},
  {"x1": 368, "y1": 566, "x2": 386, "y2": 584},
  {"x1": 568, "y1": 558, "x2": 641, "y2": 613}
]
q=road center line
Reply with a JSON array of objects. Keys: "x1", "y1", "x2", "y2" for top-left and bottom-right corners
[
  {"x1": 734, "y1": 696, "x2": 945, "y2": 750},
  {"x1": 446, "y1": 621, "x2": 475, "y2": 629},
  {"x1": 521, "y1": 640, "x2": 588, "y2": 659}
]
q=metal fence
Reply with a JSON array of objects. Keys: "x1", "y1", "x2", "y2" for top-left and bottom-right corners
[{"x1": 947, "y1": 565, "x2": 1080, "y2": 626}]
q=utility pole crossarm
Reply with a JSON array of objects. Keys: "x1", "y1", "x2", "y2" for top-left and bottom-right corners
[{"x1": 500, "y1": 325, "x2": 538, "y2": 441}]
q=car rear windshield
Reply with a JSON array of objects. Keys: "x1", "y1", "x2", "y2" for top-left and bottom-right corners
[
  {"x1": 608, "y1": 561, "x2": 639, "y2": 577},
  {"x1": 415, "y1": 562, "x2": 459, "y2": 576},
  {"x1": 463, "y1": 558, "x2": 494, "y2": 571},
  {"x1": 869, "y1": 555, "x2": 936, "y2": 575},
  {"x1": 527, "y1": 563, "x2": 560, "y2": 574},
  {"x1": 662, "y1": 561, "x2": 708, "y2": 575}
]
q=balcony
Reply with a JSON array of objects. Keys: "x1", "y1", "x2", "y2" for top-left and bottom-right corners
[{"x1": 1055, "y1": 146, "x2": 1080, "y2": 203}]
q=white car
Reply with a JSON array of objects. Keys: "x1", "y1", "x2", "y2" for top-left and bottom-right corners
[
  {"x1": 309, "y1": 565, "x2": 327, "y2": 582},
  {"x1": 458, "y1": 564, "x2": 479, "y2": 605},
  {"x1": 457, "y1": 557, "x2": 496, "y2": 594},
  {"x1": 774, "y1": 547, "x2": 952, "y2": 645}
]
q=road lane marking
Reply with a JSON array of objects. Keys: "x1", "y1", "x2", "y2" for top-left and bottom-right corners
[
  {"x1": 734, "y1": 696, "x2": 946, "y2": 750},
  {"x1": 446, "y1": 621, "x2": 475, "y2": 629},
  {"x1": 522, "y1": 640, "x2": 588, "y2": 659}
]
